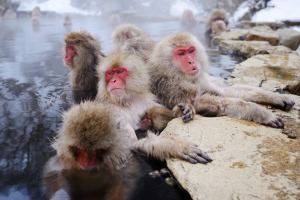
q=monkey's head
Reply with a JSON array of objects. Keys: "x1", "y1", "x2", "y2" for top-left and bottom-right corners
[
  {"x1": 205, "y1": 8, "x2": 227, "y2": 27},
  {"x1": 64, "y1": 31, "x2": 101, "y2": 69},
  {"x1": 112, "y1": 24, "x2": 151, "y2": 53},
  {"x1": 97, "y1": 53, "x2": 150, "y2": 105},
  {"x1": 151, "y1": 32, "x2": 209, "y2": 80},
  {"x1": 53, "y1": 101, "x2": 131, "y2": 170}
]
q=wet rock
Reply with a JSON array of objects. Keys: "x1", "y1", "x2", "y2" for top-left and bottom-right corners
[
  {"x1": 276, "y1": 28, "x2": 300, "y2": 50},
  {"x1": 3, "y1": 8, "x2": 16, "y2": 19},
  {"x1": 245, "y1": 26, "x2": 280, "y2": 45},
  {"x1": 218, "y1": 40, "x2": 292, "y2": 59},
  {"x1": 237, "y1": 20, "x2": 285, "y2": 30},
  {"x1": 228, "y1": 54, "x2": 300, "y2": 91}
]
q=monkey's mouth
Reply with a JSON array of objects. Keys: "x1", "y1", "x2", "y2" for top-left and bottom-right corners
[
  {"x1": 186, "y1": 67, "x2": 199, "y2": 76},
  {"x1": 110, "y1": 88, "x2": 125, "y2": 96}
]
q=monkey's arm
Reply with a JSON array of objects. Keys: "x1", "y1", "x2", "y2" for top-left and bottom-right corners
[
  {"x1": 133, "y1": 131, "x2": 212, "y2": 164},
  {"x1": 203, "y1": 74, "x2": 295, "y2": 111},
  {"x1": 194, "y1": 94, "x2": 284, "y2": 128}
]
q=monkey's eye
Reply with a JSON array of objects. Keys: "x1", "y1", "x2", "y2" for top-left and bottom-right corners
[
  {"x1": 107, "y1": 71, "x2": 114, "y2": 76},
  {"x1": 178, "y1": 51, "x2": 185, "y2": 56},
  {"x1": 117, "y1": 69, "x2": 124, "y2": 74},
  {"x1": 188, "y1": 49, "x2": 195, "y2": 54}
]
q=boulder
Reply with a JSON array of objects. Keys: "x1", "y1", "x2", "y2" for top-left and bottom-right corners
[
  {"x1": 276, "y1": 28, "x2": 300, "y2": 50},
  {"x1": 218, "y1": 40, "x2": 292, "y2": 59},
  {"x1": 245, "y1": 26, "x2": 280, "y2": 45},
  {"x1": 228, "y1": 54, "x2": 300, "y2": 92}
]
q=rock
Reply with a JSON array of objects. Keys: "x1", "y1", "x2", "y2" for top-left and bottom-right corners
[
  {"x1": 3, "y1": 8, "x2": 16, "y2": 19},
  {"x1": 218, "y1": 40, "x2": 292, "y2": 59},
  {"x1": 245, "y1": 26, "x2": 280, "y2": 45},
  {"x1": 228, "y1": 54, "x2": 300, "y2": 92},
  {"x1": 276, "y1": 28, "x2": 300, "y2": 50},
  {"x1": 164, "y1": 112, "x2": 299, "y2": 199},
  {"x1": 212, "y1": 29, "x2": 248, "y2": 45},
  {"x1": 238, "y1": 20, "x2": 285, "y2": 29}
]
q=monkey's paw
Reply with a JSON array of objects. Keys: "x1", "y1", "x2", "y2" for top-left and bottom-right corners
[
  {"x1": 271, "y1": 96, "x2": 295, "y2": 111},
  {"x1": 256, "y1": 113, "x2": 284, "y2": 129},
  {"x1": 181, "y1": 145, "x2": 212, "y2": 164},
  {"x1": 173, "y1": 103, "x2": 196, "y2": 123}
]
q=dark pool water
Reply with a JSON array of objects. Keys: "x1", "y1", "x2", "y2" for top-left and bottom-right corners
[{"x1": 0, "y1": 15, "x2": 238, "y2": 199}]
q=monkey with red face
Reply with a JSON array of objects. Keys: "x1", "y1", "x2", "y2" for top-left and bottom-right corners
[
  {"x1": 149, "y1": 32, "x2": 295, "y2": 129},
  {"x1": 64, "y1": 31, "x2": 105, "y2": 103},
  {"x1": 43, "y1": 101, "x2": 209, "y2": 199}
]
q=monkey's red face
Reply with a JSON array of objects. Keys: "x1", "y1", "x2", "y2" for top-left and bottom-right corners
[
  {"x1": 106, "y1": 67, "x2": 128, "y2": 96},
  {"x1": 70, "y1": 146, "x2": 97, "y2": 169},
  {"x1": 174, "y1": 45, "x2": 199, "y2": 76},
  {"x1": 64, "y1": 44, "x2": 76, "y2": 66}
]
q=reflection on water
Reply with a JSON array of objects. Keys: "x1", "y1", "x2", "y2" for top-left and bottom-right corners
[{"x1": 0, "y1": 15, "x2": 238, "y2": 199}]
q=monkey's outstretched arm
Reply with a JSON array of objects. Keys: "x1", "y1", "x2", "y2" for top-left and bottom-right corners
[
  {"x1": 195, "y1": 94, "x2": 284, "y2": 128},
  {"x1": 204, "y1": 74, "x2": 295, "y2": 111},
  {"x1": 133, "y1": 131, "x2": 212, "y2": 164}
]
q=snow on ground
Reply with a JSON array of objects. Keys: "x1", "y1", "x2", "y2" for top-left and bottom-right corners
[
  {"x1": 252, "y1": 0, "x2": 300, "y2": 22},
  {"x1": 17, "y1": 0, "x2": 93, "y2": 15}
]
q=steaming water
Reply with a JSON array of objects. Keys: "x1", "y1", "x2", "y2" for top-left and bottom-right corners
[{"x1": 0, "y1": 15, "x2": 238, "y2": 199}]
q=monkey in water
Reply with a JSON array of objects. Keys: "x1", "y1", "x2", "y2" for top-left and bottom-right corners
[
  {"x1": 43, "y1": 101, "x2": 210, "y2": 199},
  {"x1": 112, "y1": 24, "x2": 155, "y2": 63},
  {"x1": 95, "y1": 53, "x2": 196, "y2": 136},
  {"x1": 63, "y1": 31, "x2": 105, "y2": 103},
  {"x1": 205, "y1": 8, "x2": 228, "y2": 37},
  {"x1": 149, "y1": 32, "x2": 295, "y2": 129}
]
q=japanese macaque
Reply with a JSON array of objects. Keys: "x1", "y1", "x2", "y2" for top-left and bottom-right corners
[
  {"x1": 43, "y1": 101, "x2": 210, "y2": 199},
  {"x1": 111, "y1": 24, "x2": 155, "y2": 62},
  {"x1": 205, "y1": 8, "x2": 228, "y2": 37},
  {"x1": 96, "y1": 53, "x2": 195, "y2": 133},
  {"x1": 180, "y1": 9, "x2": 197, "y2": 28},
  {"x1": 108, "y1": 14, "x2": 121, "y2": 27},
  {"x1": 64, "y1": 31, "x2": 105, "y2": 103},
  {"x1": 63, "y1": 15, "x2": 72, "y2": 26},
  {"x1": 31, "y1": 6, "x2": 41, "y2": 26},
  {"x1": 149, "y1": 32, "x2": 295, "y2": 129}
]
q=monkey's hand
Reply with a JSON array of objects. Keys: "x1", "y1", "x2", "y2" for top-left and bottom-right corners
[
  {"x1": 134, "y1": 131, "x2": 212, "y2": 164},
  {"x1": 172, "y1": 103, "x2": 196, "y2": 123},
  {"x1": 180, "y1": 143, "x2": 213, "y2": 164}
]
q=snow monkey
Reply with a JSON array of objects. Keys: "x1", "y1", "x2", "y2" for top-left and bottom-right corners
[
  {"x1": 64, "y1": 31, "x2": 105, "y2": 103},
  {"x1": 31, "y1": 6, "x2": 41, "y2": 26},
  {"x1": 43, "y1": 102, "x2": 211, "y2": 199},
  {"x1": 112, "y1": 24, "x2": 155, "y2": 62},
  {"x1": 95, "y1": 53, "x2": 196, "y2": 134},
  {"x1": 149, "y1": 32, "x2": 295, "y2": 128},
  {"x1": 205, "y1": 8, "x2": 228, "y2": 37}
]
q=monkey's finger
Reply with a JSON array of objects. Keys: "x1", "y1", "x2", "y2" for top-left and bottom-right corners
[
  {"x1": 268, "y1": 118, "x2": 284, "y2": 129},
  {"x1": 193, "y1": 148, "x2": 213, "y2": 162},
  {"x1": 182, "y1": 153, "x2": 198, "y2": 164},
  {"x1": 182, "y1": 114, "x2": 192, "y2": 123}
]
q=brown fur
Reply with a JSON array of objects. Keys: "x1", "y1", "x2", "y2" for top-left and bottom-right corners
[
  {"x1": 112, "y1": 24, "x2": 155, "y2": 62},
  {"x1": 64, "y1": 31, "x2": 104, "y2": 93},
  {"x1": 149, "y1": 33, "x2": 295, "y2": 128}
]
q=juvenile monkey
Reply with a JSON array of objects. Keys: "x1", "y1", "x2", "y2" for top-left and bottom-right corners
[
  {"x1": 64, "y1": 31, "x2": 105, "y2": 103},
  {"x1": 43, "y1": 102, "x2": 211, "y2": 199},
  {"x1": 112, "y1": 24, "x2": 155, "y2": 62},
  {"x1": 96, "y1": 53, "x2": 195, "y2": 133},
  {"x1": 205, "y1": 8, "x2": 228, "y2": 37},
  {"x1": 180, "y1": 9, "x2": 197, "y2": 28},
  {"x1": 149, "y1": 32, "x2": 295, "y2": 128}
]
